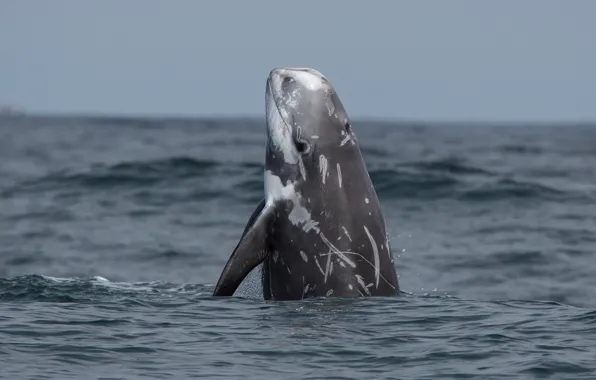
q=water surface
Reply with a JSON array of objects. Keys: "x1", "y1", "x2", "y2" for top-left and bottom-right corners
[{"x1": 1, "y1": 116, "x2": 595, "y2": 379}]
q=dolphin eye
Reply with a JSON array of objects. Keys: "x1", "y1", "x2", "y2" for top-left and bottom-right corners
[
  {"x1": 345, "y1": 121, "x2": 352, "y2": 133},
  {"x1": 295, "y1": 140, "x2": 310, "y2": 155},
  {"x1": 294, "y1": 126, "x2": 310, "y2": 155}
]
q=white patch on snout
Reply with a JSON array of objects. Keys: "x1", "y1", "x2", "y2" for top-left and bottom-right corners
[
  {"x1": 266, "y1": 87, "x2": 299, "y2": 165},
  {"x1": 277, "y1": 68, "x2": 326, "y2": 91},
  {"x1": 267, "y1": 68, "x2": 333, "y2": 167}
]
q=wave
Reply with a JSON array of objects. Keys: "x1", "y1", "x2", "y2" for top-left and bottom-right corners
[
  {"x1": 1, "y1": 155, "x2": 588, "y2": 204},
  {"x1": 1, "y1": 156, "x2": 262, "y2": 195},
  {"x1": 0, "y1": 274, "x2": 210, "y2": 303},
  {"x1": 396, "y1": 157, "x2": 494, "y2": 176},
  {"x1": 459, "y1": 178, "x2": 568, "y2": 201},
  {"x1": 371, "y1": 163, "x2": 575, "y2": 202}
]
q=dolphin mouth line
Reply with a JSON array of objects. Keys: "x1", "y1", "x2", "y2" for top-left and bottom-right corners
[{"x1": 267, "y1": 78, "x2": 294, "y2": 136}]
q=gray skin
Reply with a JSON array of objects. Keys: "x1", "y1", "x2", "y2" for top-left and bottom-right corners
[{"x1": 212, "y1": 67, "x2": 399, "y2": 300}]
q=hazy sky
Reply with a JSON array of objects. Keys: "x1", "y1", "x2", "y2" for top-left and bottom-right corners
[{"x1": 1, "y1": 1, "x2": 594, "y2": 122}]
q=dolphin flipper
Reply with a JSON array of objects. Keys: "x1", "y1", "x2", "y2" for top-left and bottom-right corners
[
  {"x1": 240, "y1": 198, "x2": 266, "y2": 238},
  {"x1": 212, "y1": 199, "x2": 274, "y2": 296}
]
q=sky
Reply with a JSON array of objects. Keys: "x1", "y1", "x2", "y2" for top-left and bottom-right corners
[{"x1": 1, "y1": 1, "x2": 595, "y2": 122}]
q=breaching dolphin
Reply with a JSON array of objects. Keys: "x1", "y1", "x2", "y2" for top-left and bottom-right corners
[{"x1": 213, "y1": 67, "x2": 399, "y2": 300}]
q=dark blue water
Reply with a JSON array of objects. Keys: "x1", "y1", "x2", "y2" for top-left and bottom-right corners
[{"x1": 1, "y1": 115, "x2": 595, "y2": 379}]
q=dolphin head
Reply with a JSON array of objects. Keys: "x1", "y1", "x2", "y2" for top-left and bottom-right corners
[{"x1": 264, "y1": 68, "x2": 357, "y2": 192}]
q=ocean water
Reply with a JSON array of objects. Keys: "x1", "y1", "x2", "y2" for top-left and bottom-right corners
[{"x1": 0, "y1": 115, "x2": 595, "y2": 379}]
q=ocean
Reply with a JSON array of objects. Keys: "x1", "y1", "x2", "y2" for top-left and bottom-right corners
[{"x1": 0, "y1": 115, "x2": 595, "y2": 379}]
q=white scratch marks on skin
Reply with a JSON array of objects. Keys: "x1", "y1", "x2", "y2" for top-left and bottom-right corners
[
  {"x1": 365, "y1": 198, "x2": 369, "y2": 204},
  {"x1": 319, "y1": 233, "x2": 357, "y2": 268},
  {"x1": 348, "y1": 284, "x2": 353, "y2": 290},
  {"x1": 325, "y1": 96, "x2": 335, "y2": 116},
  {"x1": 339, "y1": 129, "x2": 353, "y2": 147},
  {"x1": 300, "y1": 251, "x2": 308, "y2": 262},
  {"x1": 324, "y1": 251, "x2": 332, "y2": 283},
  {"x1": 299, "y1": 158, "x2": 307, "y2": 181},
  {"x1": 326, "y1": 289, "x2": 334, "y2": 297},
  {"x1": 330, "y1": 261, "x2": 334, "y2": 275},
  {"x1": 341, "y1": 226, "x2": 352, "y2": 242},
  {"x1": 363, "y1": 226, "x2": 380, "y2": 288},
  {"x1": 302, "y1": 277, "x2": 309, "y2": 299},
  {"x1": 314, "y1": 256, "x2": 325, "y2": 276},
  {"x1": 355, "y1": 274, "x2": 371, "y2": 296},
  {"x1": 320, "y1": 250, "x2": 396, "y2": 289},
  {"x1": 319, "y1": 155, "x2": 328, "y2": 185},
  {"x1": 311, "y1": 135, "x2": 319, "y2": 139},
  {"x1": 272, "y1": 251, "x2": 279, "y2": 263},
  {"x1": 340, "y1": 133, "x2": 351, "y2": 147},
  {"x1": 337, "y1": 163, "x2": 342, "y2": 188},
  {"x1": 386, "y1": 235, "x2": 394, "y2": 262},
  {"x1": 302, "y1": 219, "x2": 320, "y2": 233}
]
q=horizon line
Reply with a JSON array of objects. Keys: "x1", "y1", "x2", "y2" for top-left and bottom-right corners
[{"x1": 1, "y1": 110, "x2": 595, "y2": 127}]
